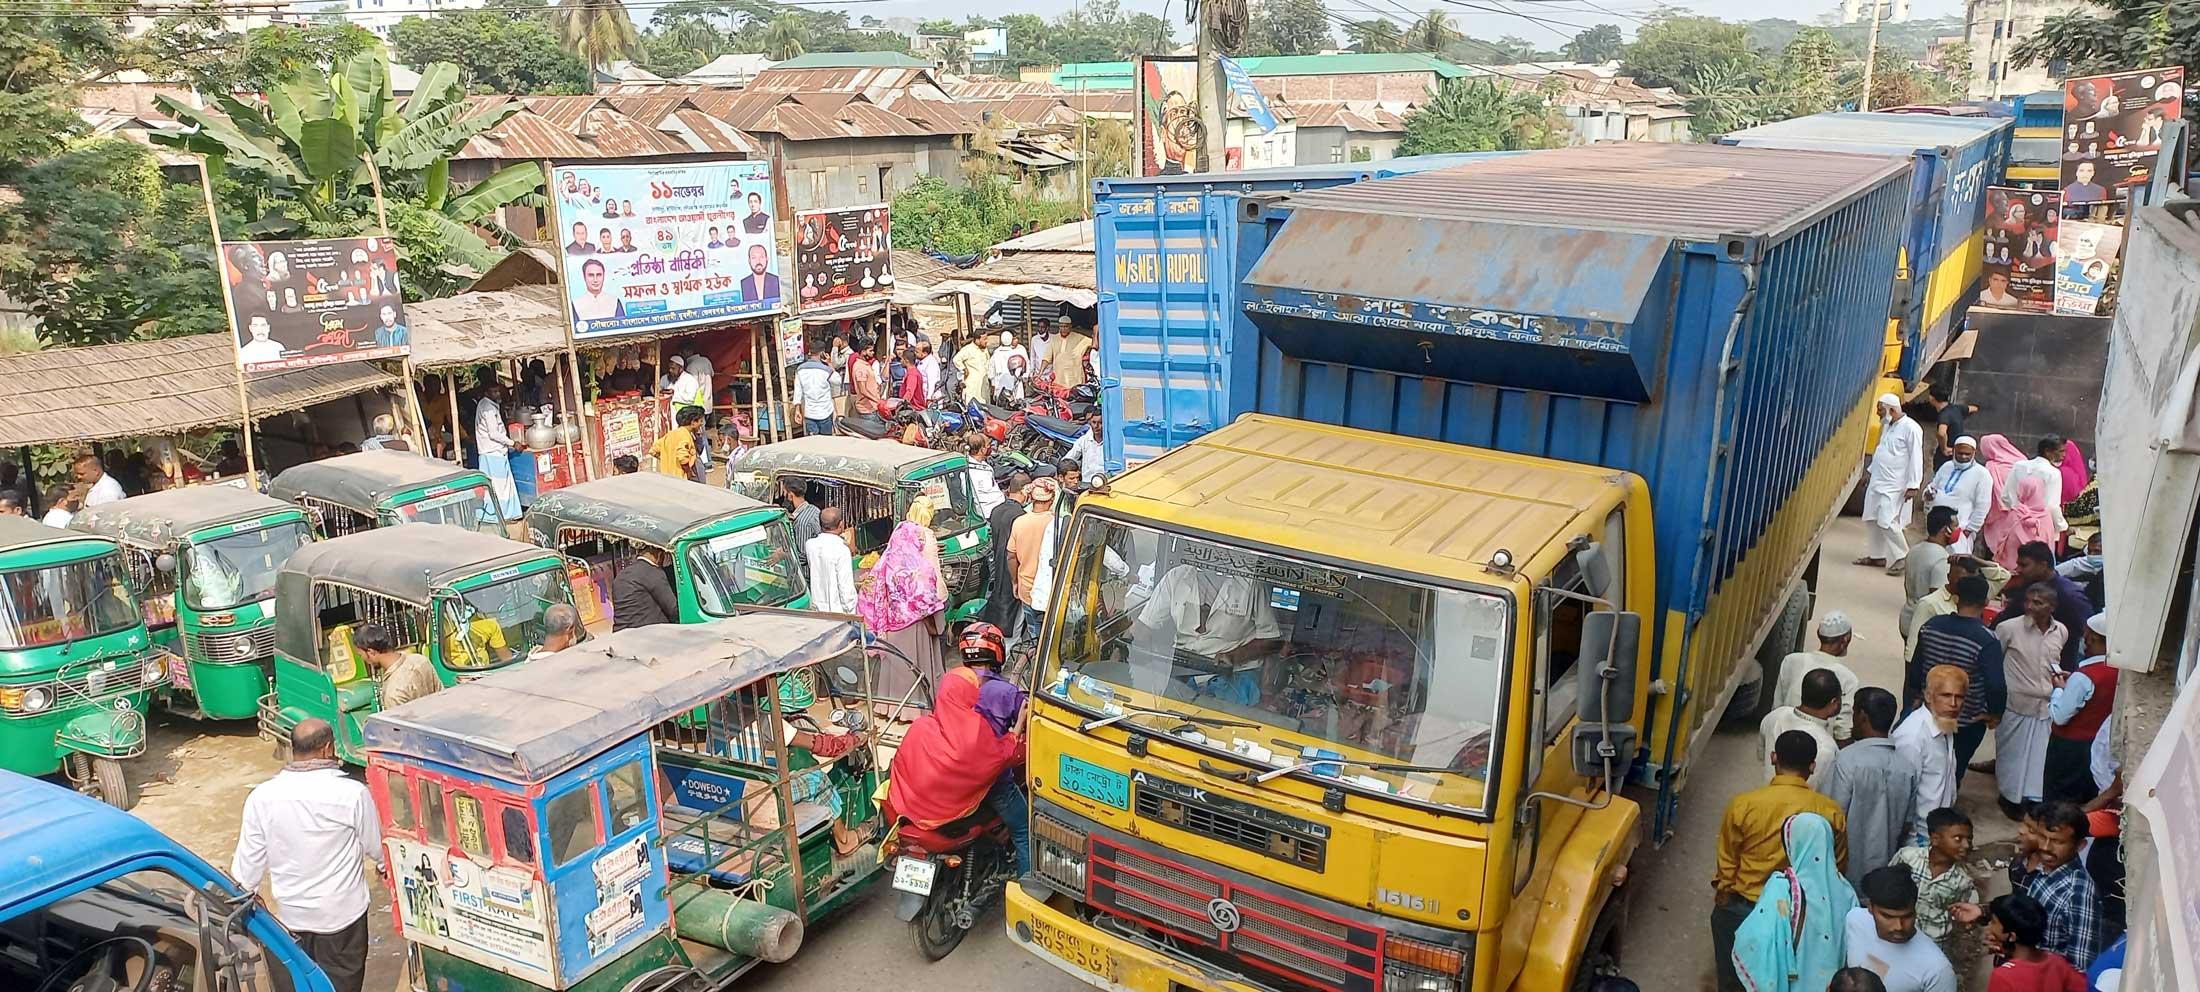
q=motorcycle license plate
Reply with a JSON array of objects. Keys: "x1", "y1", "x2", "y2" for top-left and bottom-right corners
[{"x1": 892, "y1": 856, "x2": 937, "y2": 895}]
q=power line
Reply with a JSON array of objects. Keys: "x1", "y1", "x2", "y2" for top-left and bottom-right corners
[{"x1": 0, "y1": 0, "x2": 881, "y2": 18}]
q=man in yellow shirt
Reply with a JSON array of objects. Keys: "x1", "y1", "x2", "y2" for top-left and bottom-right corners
[
  {"x1": 1711, "y1": 730, "x2": 1849, "y2": 992},
  {"x1": 650, "y1": 406, "x2": 702, "y2": 480},
  {"x1": 443, "y1": 609, "x2": 511, "y2": 670}
]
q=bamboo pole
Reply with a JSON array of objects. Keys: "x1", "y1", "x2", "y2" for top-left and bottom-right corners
[
  {"x1": 194, "y1": 159, "x2": 257, "y2": 482},
  {"x1": 445, "y1": 372, "x2": 462, "y2": 456}
]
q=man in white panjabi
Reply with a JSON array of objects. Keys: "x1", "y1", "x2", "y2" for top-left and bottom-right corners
[
  {"x1": 1993, "y1": 584, "x2": 2067, "y2": 813},
  {"x1": 1859, "y1": 393, "x2": 1924, "y2": 571},
  {"x1": 1925, "y1": 436, "x2": 1993, "y2": 555}
]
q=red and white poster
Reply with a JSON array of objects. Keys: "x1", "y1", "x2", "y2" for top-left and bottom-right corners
[
  {"x1": 2059, "y1": 66, "x2": 2184, "y2": 213},
  {"x1": 222, "y1": 237, "x2": 407, "y2": 371},
  {"x1": 1980, "y1": 187, "x2": 2057, "y2": 313},
  {"x1": 793, "y1": 204, "x2": 892, "y2": 312}
]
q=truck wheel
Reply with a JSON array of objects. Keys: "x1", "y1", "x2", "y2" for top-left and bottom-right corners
[
  {"x1": 1722, "y1": 581, "x2": 1810, "y2": 728},
  {"x1": 1569, "y1": 886, "x2": 1628, "y2": 992}
]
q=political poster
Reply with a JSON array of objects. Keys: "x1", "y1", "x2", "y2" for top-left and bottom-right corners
[
  {"x1": 793, "y1": 204, "x2": 892, "y2": 312},
  {"x1": 1980, "y1": 187, "x2": 2057, "y2": 312},
  {"x1": 1219, "y1": 55, "x2": 1279, "y2": 133},
  {"x1": 2052, "y1": 219, "x2": 2124, "y2": 316},
  {"x1": 1136, "y1": 55, "x2": 1203, "y2": 176},
  {"x1": 552, "y1": 161, "x2": 783, "y2": 339},
  {"x1": 222, "y1": 237, "x2": 406, "y2": 372},
  {"x1": 2058, "y1": 67, "x2": 2184, "y2": 213}
]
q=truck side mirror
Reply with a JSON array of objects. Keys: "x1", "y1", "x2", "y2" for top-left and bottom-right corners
[
  {"x1": 1570, "y1": 610, "x2": 1642, "y2": 781},
  {"x1": 1574, "y1": 542, "x2": 1613, "y2": 601}
]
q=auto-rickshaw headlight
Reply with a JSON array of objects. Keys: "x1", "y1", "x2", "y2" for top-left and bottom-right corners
[
  {"x1": 17, "y1": 686, "x2": 53, "y2": 713},
  {"x1": 141, "y1": 656, "x2": 167, "y2": 686}
]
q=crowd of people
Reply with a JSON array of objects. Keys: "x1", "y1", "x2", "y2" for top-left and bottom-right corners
[{"x1": 1712, "y1": 393, "x2": 2119, "y2": 992}]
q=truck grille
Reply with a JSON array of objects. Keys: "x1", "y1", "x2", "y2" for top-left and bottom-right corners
[
  {"x1": 1136, "y1": 787, "x2": 1327, "y2": 871},
  {"x1": 1088, "y1": 838, "x2": 1381, "y2": 992},
  {"x1": 187, "y1": 626, "x2": 276, "y2": 664}
]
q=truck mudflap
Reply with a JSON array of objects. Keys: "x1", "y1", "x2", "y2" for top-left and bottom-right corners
[
  {"x1": 58, "y1": 703, "x2": 149, "y2": 759},
  {"x1": 1006, "y1": 883, "x2": 1267, "y2": 992}
]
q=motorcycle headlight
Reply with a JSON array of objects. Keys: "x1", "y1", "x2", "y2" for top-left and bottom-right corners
[
  {"x1": 142, "y1": 656, "x2": 167, "y2": 686},
  {"x1": 1032, "y1": 814, "x2": 1089, "y2": 895},
  {"x1": 1384, "y1": 935, "x2": 1472, "y2": 992}
]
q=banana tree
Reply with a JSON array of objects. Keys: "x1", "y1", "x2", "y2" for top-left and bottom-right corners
[{"x1": 152, "y1": 51, "x2": 545, "y2": 280}]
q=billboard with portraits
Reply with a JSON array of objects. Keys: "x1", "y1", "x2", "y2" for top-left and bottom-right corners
[
  {"x1": 552, "y1": 161, "x2": 782, "y2": 340},
  {"x1": 2053, "y1": 219, "x2": 2124, "y2": 316},
  {"x1": 2059, "y1": 67, "x2": 2184, "y2": 213},
  {"x1": 222, "y1": 237, "x2": 407, "y2": 372},
  {"x1": 1980, "y1": 186, "x2": 2057, "y2": 313},
  {"x1": 1136, "y1": 56, "x2": 1204, "y2": 176},
  {"x1": 792, "y1": 204, "x2": 892, "y2": 312}
]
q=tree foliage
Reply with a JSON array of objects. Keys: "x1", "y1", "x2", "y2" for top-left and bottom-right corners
[
  {"x1": 1343, "y1": 19, "x2": 1402, "y2": 54},
  {"x1": 554, "y1": 0, "x2": 641, "y2": 73},
  {"x1": 1564, "y1": 24, "x2": 1624, "y2": 63},
  {"x1": 1622, "y1": 14, "x2": 1754, "y2": 90},
  {"x1": 888, "y1": 175, "x2": 1081, "y2": 255},
  {"x1": 2013, "y1": 0, "x2": 2200, "y2": 104},
  {"x1": 630, "y1": 0, "x2": 926, "y2": 76},
  {"x1": 1398, "y1": 77, "x2": 1567, "y2": 155},
  {"x1": 1241, "y1": 0, "x2": 1334, "y2": 56},
  {"x1": 154, "y1": 51, "x2": 546, "y2": 299},
  {"x1": 390, "y1": 2, "x2": 589, "y2": 94}
]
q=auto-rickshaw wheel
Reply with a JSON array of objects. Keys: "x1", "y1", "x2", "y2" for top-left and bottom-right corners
[{"x1": 67, "y1": 753, "x2": 135, "y2": 809}]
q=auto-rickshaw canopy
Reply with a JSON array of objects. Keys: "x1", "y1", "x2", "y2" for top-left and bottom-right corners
[
  {"x1": 0, "y1": 515, "x2": 111, "y2": 557},
  {"x1": 276, "y1": 524, "x2": 551, "y2": 607},
  {"x1": 267, "y1": 450, "x2": 485, "y2": 513},
  {"x1": 71, "y1": 486, "x2": 300, "y2": 549},
  {"x1": 732, "y1": 435, "x2": 962, "y2": 490},
  {"x1": 361, "y1": 613, "x2": 863, "y2": 782},
  {"x1": 524, "y1": 473, "x2": 781, "y2": 549}
]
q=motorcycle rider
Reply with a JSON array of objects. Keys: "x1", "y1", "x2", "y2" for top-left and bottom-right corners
[{"x1": 887, "y1": 623, "x2": 1031, "y2": 876}]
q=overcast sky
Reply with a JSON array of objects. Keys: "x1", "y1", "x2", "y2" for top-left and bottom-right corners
[{"x1": 844, "y1": 0, "x2": 1964, "y2": 47}]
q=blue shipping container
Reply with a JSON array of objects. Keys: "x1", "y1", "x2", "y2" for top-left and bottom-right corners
[
  {"x1": 1719, "y1": 112, "x2": 2013, "y2": 387},
  {"x1": 1234, "y1": 143, "x2": 1913, "y2": 830},
  {"x1": 1092, "y1": 155, "x2": 1522, "y2": 470}
]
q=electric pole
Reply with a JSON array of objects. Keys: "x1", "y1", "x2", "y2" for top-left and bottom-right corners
[
  {"x1": 1195, "y1": 3, "x2": 1227, "y2": 173},
  {"x1": 1860, "y1": 0, "x2": 1883, "y2": 111}
]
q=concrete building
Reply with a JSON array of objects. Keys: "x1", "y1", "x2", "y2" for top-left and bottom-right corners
[
  {"x1": 323, "y1": 0, "x2": 485, "y2": 39},
  {"x1": 691, "y1": 87, "x2": 967, "y2": 214},
  {"x1": 1240, "y1": 53, "x2": 1468, "y2": 103},
  {"x1": 1485, "y1": 67, "x2": 1694, "y2": 143},
  {"x1": 1841, "y1": 0, "x2": 1912, "y2": 23},
  {"x1": 1287, "y1": 101, "x2": 1405, "y2": 165},
  {"x1": 1966, "y1": 0, "x2": 2094, "y2": 99}
]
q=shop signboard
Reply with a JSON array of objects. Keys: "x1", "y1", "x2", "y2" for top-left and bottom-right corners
[
  {"x1": 552, "y1": 161, "x2": 783, "y2": 339},
  {"x1": 222, "y1": 236, "x2": 407, "y2": 371},
  {"x1": 792, "y1": 204, "x2": 892, "y2": 312}
]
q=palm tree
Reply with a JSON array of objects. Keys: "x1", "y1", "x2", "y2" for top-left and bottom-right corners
[
  {"x1": 1345, "y1": 19, "x2": 1402, "y2": 53},
  {"x1": 1409, "y1": 11, "x2": 1452, "y2": 54},
  {"x1": 761, "y1": 12, "x2": 811, "y2": 61},
  {"x1": 555, "y1": 0, "x2": 642, "y2": 76},
  {"x1": 934, "y1": 37, "x2": 970, "y2": 74}
]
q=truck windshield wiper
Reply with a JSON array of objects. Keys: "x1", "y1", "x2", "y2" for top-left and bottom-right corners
[
  {"x1": 1078, "y1": 702, "x2": 1258, "y2": 733},
  {"x1": 1201, "y1": 756, "x2": 1462, "y2": 785}
]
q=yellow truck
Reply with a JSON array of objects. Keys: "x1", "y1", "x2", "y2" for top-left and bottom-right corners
[{"x1": 1005, "y1": 144, "x2": 1913, "y2": 990}]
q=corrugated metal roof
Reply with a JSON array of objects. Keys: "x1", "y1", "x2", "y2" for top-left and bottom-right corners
[
  {"x1": 1281, "y1": 143, "x2": 1911, "y2": 243},
  {"x1": 773, "y1": 51, "x2": 932, "y2": 69},
  {"x1": 1234, "y1": 53, "x2": 1469, "y2": 79},
  {"x1": 670, "y1": 108, "x2": 758, "y2": 154},
  {"x1": 945, "y1": 79, "x2": 1061, "y2": 100},
  {"x1": 463, "y1": 109, "x2": 593, "y2": 159},
  {"x1": 889, "y1": 95, "x2": 980, "y2": 131},
  {"x1": 788, "y1": 91, "x2": 856, "y2": 115},
  {"x1": 1291, "y1": 100, "x2": 1405, "y2": 132},
  {"x1": 519, "y1": 95, "x2": 599, "y2": 129},
  {"x1": 606, "y1": 94, "x2": 687, "y2": 126},
  {"x1": 1063, "y1": 92, "x2": 1133, "y2": 115},
  {"x1": 746, "y1": 65, "x2": 935, "y2": 96},
  {"x1": 1719, "y1": 111, "x2": 2012, "y2": 156}
]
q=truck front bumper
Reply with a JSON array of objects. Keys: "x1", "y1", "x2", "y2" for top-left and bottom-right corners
[{"x1": 1005, "y1": 882, "x2": 1266, "y2": 992}]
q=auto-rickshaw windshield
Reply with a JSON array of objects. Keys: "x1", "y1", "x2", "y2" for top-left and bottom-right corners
[
  {"x1": 391, "y1": 485, "x2": 499, "y2": 533},
  {"x1": 1042, "y1": 516, "x2": 1508, "y2": 813},
  {"x1": 184, "y1": 521, "x2": 312, "y2": 611},
  {"x1": 905, "y1": 468, "x2": 977, "y2": 538},
  {"x1": 0, "y1": 554, "x2": 140, "y2": 650},
  {"x1": 688, "y1": 522, "x2": 807, "y2": 614},
  {"x1": 440, "y1": 567, "x2": 572, "y2": 670}
]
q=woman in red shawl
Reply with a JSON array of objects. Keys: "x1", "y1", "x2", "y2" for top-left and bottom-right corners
[{"x1": 886, "y1": 624, "x2": 1028, "y2": 871}]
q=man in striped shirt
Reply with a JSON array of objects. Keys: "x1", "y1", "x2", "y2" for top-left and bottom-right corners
[{"x1": 1905, "y1": 574, "x2": 2007, "y2": 775}]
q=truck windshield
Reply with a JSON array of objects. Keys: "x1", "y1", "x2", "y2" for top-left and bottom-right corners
[
  {"x1": 390, "y1": 485, "x2": 500, "y2": 533},
  {"x1": 1042, "y1": 516, "x2": 1510, "y2": 813},
  {"x1": 904, "y1": 469, "x2": 978, "y2": 541},
  {"x1": 689, "y1": 521, "x2": 807, "y2": 613},
  {"x1": 0, "y1": 554, "x2": 140, "y2": 650},
  {"x1": 184, "y1": 521, "x2": 311, "y2": 611},
  {"x1": 441, "y1": 567, "x2": 571, "y2": 671}
]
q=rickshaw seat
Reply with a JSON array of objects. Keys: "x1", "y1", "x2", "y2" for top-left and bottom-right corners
[
  {"x1": 660, "y1": 801, "x2": 837, "y2": 883},
  {"x1": 337, "y1": 680, "x2": 379, "y2": 712}
]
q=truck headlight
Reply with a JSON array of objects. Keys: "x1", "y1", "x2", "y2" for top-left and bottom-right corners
[
  {"x1": 1032, "y1": 814, "x2": 1089, "y2": 894},
  {"x1": 1385, "y1": 934, "x2": 1471, "y2": 992}
]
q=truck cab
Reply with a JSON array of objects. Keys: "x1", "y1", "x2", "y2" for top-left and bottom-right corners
[
  {"x1": 0, "y1": 770, "x2": 334, "y2": 991},
  {"x1": 1009, "y1": 416, "x2": 1651, "y2": 992}
]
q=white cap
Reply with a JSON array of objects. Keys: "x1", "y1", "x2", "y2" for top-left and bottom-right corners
[
  {"x1": 1818, "y1": 611, "x2": 1854, "y2": 639},
  {"x1": 667, "y1": 354, "x2": 685, "y2": 365},
  {"x1": 1953, "y1": 435, "x2": 1977, "y2": 449},
  {"x1": 1877, "y1": 393, "x2": 1900, "y2": 407},
  {"x1": 2087, "y1": 613, "x2": 2108, "y2": 637}
]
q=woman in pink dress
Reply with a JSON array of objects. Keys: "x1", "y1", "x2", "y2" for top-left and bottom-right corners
[
  {"x1": 1983, "y1": 470, "x2": 2059, "y2": 566},
  {"x1": 1974, "y1": 434, "x2": 2027, "y2": 562}
]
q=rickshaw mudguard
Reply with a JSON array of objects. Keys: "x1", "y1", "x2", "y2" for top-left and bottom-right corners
[{"x1": 57, "y1": 703, "x2": 149, "y2": 758}]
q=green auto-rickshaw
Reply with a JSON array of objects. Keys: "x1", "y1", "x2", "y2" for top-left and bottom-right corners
[
  {"x1": 729, "y1": 436, "x2": 991, "y2": 623},
  {"x1": 259, "y1": 524, "x2": 580, "y2": 764},
  {"x1": 71, "y1": 486, "x2": 314, "y2": 721},
  {"x1": 268, "y1": 450, "x2": 504, "y2": 536},
  {"x1": 0, "y1": 517, "x2": 161, "y2": 807},
  {"x1": 525, "y1": 472, "x2": 809, "y2": 633}
]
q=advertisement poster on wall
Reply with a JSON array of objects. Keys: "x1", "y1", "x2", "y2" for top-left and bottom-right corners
[
  {"x1": 2058, "y1": 66, "x2": 2184, "y2": 212},
  {"x1": 793, "y1": 204, "x2": 892, "y2": 311},
  {"x1": 222, "y1": 237, "x2": 407, "y2": 371},
  {"x1": 1981, "y1": 186, "x2": 2058, "y2": 312},
  {"x1": 1136, "y1": 55, "x2": 1203, "y2": 176},
  {"x1": 385, "y1": 836, "x2": 556, "y2": 986},
  {"x1": 552, "y1": 161, "x2": 782, "y2": 339},
  {"x1": 2053, "y1": 219, "x2": 2124, "y2": 316}
]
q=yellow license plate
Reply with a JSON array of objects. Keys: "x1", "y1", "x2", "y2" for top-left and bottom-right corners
[{"x1": 1030, "y1": 917, "x2": 1120, "y2": 984}]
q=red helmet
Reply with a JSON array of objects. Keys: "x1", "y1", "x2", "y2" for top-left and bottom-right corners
[{"x1": 957, "y1": 623, "x2": 1007, "y2": 668}]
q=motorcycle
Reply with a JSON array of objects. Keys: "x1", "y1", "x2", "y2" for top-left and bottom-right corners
[
  {"x1": 885, "y1": 801, "x2": 1021, "y2": 960},
  {"x1": 1012, "y1": 402, "x2": 1090, "y2": 464},
  {"x1": 835, "y1": 396, "x2": 905, "y2": 440}
]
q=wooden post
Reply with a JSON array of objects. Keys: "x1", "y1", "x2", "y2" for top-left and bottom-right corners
[
  {"x1": 563, "y1": 348, "x2": 596, "y2": 480},
  {"x1": 160, "y1": 437, "x2": 184, "y2": 491},
  {"x1": 194, "y1": 159, "x2": 257, "y2": 482},
  {"x1": 399, "y1": 357, "x2": 429, "y2": 451},
  {"x1": 444, "y1": 372, "x2": 462, "y2": 456}
]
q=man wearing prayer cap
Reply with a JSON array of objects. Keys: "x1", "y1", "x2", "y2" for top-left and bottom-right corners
[
  {"x1": 1926, "y1": 436, "x2": 1993, "y2": 556},
  {"x1": 1860, "y1": 394, "x2": 1926, "y2": 572}
]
